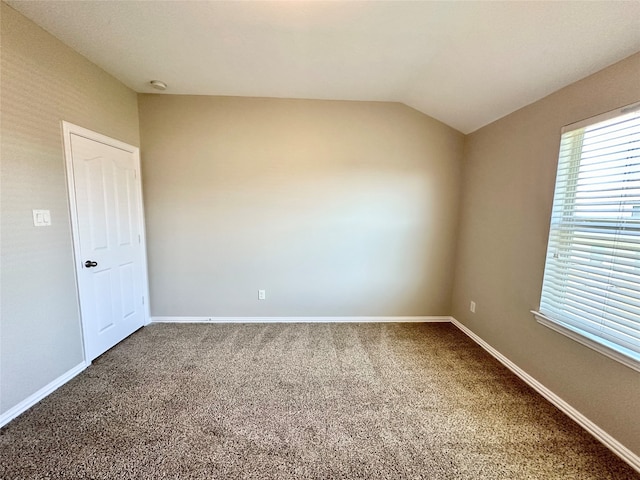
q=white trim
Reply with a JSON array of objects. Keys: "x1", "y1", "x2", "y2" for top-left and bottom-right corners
[
  {"x1": 0, "y1": 361, "x2": 88, "y2": 428},
  {"x1": 531, "y1": 310, "x2": 640, "y2": 373},
  {"x1": 561, "y1": 100, "x2": 640, "y2": 133},
  {"x1": 136, "y1": 155, "x2": 151, "y2": 326},
  {"x1": 150, "y1": 316, "x2": 451, "y2": 324},
  {"x1": 450, "y1": 317, "x2": 640, "y2": 474},
  {"x1": 61, "y1": 121, "x2": 151, "y2": 359},
  {"x1": 61, "y1": 122, "x2": 87, "y2": 361}
]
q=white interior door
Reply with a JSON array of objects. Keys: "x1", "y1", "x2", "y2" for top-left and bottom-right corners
[{"x1": 63, "y1": 123, "x2": 148, "y2": 361}]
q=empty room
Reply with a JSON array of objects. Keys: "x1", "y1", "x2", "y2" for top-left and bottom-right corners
[{"x1": 1, "y1": 1, "x2": 639, "y2": 478}]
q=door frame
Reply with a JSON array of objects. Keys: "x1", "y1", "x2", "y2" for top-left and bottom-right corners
[{"x1": 62, "y1": 121, "x2": 151, "y2": 363}]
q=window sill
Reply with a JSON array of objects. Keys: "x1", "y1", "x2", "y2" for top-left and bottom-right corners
[{"x1": 531, "y1": 310, "x2": 640, "y2": 373}]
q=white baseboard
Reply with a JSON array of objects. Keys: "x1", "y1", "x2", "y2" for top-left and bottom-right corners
[
  {"x1": 150, "y1": 316, "x2": 451, "y2": 324},
  {"x1": 449, "y1": 317, "x2": 640, "y2": 473},
  {"x1": 0, "y1": 361, "x2": 88, "y2": 428}
]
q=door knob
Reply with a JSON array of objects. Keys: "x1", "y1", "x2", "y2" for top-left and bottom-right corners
[{"x1": 84, "y1": 260, "x2": 98, "y2": 268}]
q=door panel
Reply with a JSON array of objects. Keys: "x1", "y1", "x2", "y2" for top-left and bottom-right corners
[
  {"x1": 85, "y1": 158, "x2": 109, "y2": 250},
  {"x1": 119, "y1": 262, "x2": 135, "y2": 318},
  {"x1": 94, "y1": 269, "x2": 115, "y2": 332},
  {"x1": 115, "y1": 164, "x2": 134, "y2": 246},
  {"x1": 69, "y1": 131, "x2": 145, "y2": 360}
]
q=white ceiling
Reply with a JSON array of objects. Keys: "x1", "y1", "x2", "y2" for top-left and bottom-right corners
[{"x1": 6, "y1": 1, "x2": 640, "y2": 133}]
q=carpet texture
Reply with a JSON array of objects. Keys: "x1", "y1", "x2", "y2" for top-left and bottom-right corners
[{"x1": 1, "y1": 322, "x2": 637, "y2": 479}]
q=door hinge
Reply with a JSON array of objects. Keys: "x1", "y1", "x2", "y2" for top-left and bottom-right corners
[
  {"x1": 142, "y1": 296, "x2": 145, "y2": 305},
  {"x1": 138, "y1": 234, "x2": 141, "y2": 243}
]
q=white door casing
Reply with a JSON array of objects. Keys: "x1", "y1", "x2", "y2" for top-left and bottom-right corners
[{"x1": 63, "y1": 122, "x2": 149, "y2": 362}]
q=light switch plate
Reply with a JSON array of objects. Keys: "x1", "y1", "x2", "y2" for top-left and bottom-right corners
[{"x1": 32, "y1": 209, "x2": 51, "y2": 226}]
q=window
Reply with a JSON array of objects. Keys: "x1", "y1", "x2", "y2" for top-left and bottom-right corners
[{"x1": 534, "y1": 102, "x2": 640, "y2": 371}]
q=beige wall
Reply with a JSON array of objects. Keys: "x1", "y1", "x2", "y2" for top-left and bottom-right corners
[
  {"x1": 0, "y1": 3, "x2": 140, "y2": 414},
  {"x1": 451, "y1": 52, "x2": 640, "y2": 456},
  {"x1": 138, "y1": 95, "x2": 464, "y2": 317}
]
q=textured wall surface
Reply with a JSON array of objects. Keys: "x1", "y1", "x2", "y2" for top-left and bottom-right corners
[
  {"x1": 138, "y1": 95, "x2": 464, "y2": 317},
  {"x1": 451, "y1": 52, "x2": 640, "y2": 456},
  {"x1": 0, "y1": 3, "x2": 140, "y2": 414}
]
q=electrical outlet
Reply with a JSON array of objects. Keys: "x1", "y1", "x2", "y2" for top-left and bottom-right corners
[
  {"x1": 470, "y1": 301, "x2": 476, "y2": 313},
  {"x1": 258, "y1": 290, "x2": 266, "y2": 300}
]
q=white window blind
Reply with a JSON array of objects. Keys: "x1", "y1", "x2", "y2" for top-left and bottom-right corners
[{"x1": 536, "y1": 102, "x2": 640, "y2": 370}]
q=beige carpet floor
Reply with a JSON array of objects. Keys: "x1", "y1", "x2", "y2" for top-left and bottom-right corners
[{"x1": 0, "y1": 322, "x2": 638, "y2": 479}]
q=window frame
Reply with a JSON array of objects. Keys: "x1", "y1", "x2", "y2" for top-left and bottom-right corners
[{"x1": 533, "y1": 101, "x2": 640, "y2": 372}]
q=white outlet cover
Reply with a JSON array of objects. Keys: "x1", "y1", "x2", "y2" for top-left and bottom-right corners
[{"x1": 32, "y1": 209, "x2": 51, "y2": 226}]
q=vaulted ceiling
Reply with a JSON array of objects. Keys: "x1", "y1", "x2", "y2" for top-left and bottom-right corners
[{"x1": 6, "y1": 1, "x2": 640, "y2": 133}]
